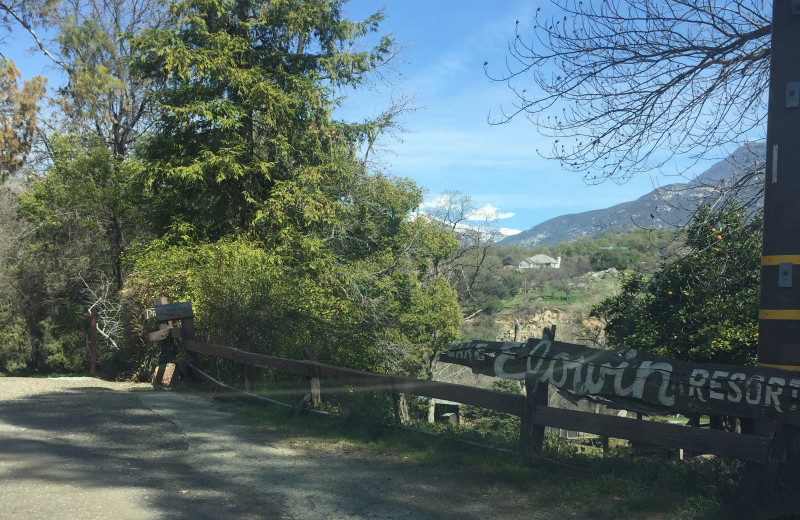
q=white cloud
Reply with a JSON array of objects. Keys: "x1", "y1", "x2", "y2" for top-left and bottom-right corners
[
  {"x1": 498, "y1": 227, "x2": 522, "y2": 237},
  {"x1": 467, "y1": 204, "x2": 515, "y2": 221},
  {"x1": 419, "y1": 197, "x2": 516, "y2": 222}
]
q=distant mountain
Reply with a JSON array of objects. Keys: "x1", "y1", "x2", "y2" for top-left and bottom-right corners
[{"x1": 501, "y1": 142, "x2": 765, "y2": 247}]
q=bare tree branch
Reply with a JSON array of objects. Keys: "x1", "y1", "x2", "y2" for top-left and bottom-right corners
[
  {"x1": 487, "y1": 0, "x2": 771, "y2": 182},
  {"x1": 81, "y1": 274, "x2": 121, "y2": 351},
  {"x1": 0, "y1": 1, "x2": 70, "y2": 71}
]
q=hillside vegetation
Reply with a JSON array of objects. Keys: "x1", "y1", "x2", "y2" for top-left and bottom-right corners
[{"x1": 457, "y1": 227, "x2": 676, "y2": 347}]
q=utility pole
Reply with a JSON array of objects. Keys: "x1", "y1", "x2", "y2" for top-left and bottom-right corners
[
  {"x1": 753, "y1": 0, "x2": 800, "y2": 495},
  {"x1": 759, "y1": 1, "x2": 800, "y2": 372}
]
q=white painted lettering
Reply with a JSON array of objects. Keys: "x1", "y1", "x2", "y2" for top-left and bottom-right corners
[
  {"x1": 582, "y1": 364, "x2": 605, "y2": 394},
  {"x1": 541, "y1": 352, "x2": 571, "y2": 387},
  {"x1": 789, "y1": 379, "x2": 800, "y2": 411},
  {"x1": 543, "y1": 354, "x2": 585, "y2": 389},
  {"x1": 709, "y1": 371, "x2": 728, "y2": 400},
  {"x1": 727, "y1": 373, "x2": 744, "y2": 403},
  {"x1": 525, "y1": 340, "x2": 551, "y2": 379},
  {"x1": 631, "y1": 361, "x2": 675, "y2": 406},
  {"x1": 612, "y1": 362, "x2": 635, "y2": 396},
  {"x1": 494, "y1": 342, "x2": 524, "y2": 380},
  {"x1": 689, "y1": 369, "x2": 708, "y2": 402},
  {"x1": 571, "y1": 356, "x2": 588, "y2": 394},
  {"x1": 746, "y1": 375, "x2": 765, "y2": 405},
  {"x1": 765, "y1": 377, "x2": 785, "y2": 412}
]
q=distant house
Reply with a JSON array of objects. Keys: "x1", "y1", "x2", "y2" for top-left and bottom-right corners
[{"x1": 519, "y1": 254, "x2": 561, "y2": 269}]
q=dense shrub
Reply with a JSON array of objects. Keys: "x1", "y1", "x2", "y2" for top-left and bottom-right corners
[{"x1": 461, "y1": 379, "x2": 523, "y2": 445}]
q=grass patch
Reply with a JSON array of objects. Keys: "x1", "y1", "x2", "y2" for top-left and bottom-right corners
[{"x1": 507, "y1": 277, "x2": 621, "y2": 310}]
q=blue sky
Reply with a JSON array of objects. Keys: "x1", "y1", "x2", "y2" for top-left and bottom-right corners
[
  {"x1": 4, "y1": 0, "x2": 722, "y2": 236},
  {"x1": 336, "y1": 0, "x2": 723, "y2": 236}
]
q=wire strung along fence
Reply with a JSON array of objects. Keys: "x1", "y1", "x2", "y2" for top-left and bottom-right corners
[{"x1": 149, "y1": 299, "x2": 779, "y2": 465}]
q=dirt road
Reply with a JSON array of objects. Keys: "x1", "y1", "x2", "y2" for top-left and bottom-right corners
[{"x1": 0, "y1": 377, "x2": 538, "y2": 520}]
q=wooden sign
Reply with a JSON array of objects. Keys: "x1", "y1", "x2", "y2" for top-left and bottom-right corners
[
  {"x1": 153, "y1": 301, "x2": 193, "y2": 322},
  {"x1": 442, "y1": 339, "x2": 800, "y2": 425}
]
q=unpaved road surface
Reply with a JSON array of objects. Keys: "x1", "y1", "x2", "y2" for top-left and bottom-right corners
[{"x1": 0, "y1": 377, "x2": 539, "y2": 520}]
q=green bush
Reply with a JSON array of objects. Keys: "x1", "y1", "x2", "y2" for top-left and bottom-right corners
[
  {"x1": 335, "y1": 389, "x2": 397, "y2": 439},
  {"x1": 461, "y1": 379, "x2": 522, "y2": 445},
  {"x1": 0, "y1": 313, "x2": 31, "y2": 373},
  {"x1": 595, "y1": 204, "x2": 759, "y2": 364},
  {"x1": 121, "y1": 238, "x2": 362, "y2": 379},
  {"x1": 459, "y1": 314, "x2": 501, "y2": 342},
  {"x1": 484, "y1": 298, "x2": 505, "y2": 315}
]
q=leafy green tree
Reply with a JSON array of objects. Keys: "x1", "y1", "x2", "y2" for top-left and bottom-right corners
[
  {"x1": 118, "y1": 0, "x2": 460, "y2": 380},
  {"x1": 21, "y1": 133, "x2": 142, "y2": 289},
  {"x1": 2, "y1": 0, "x2": 165, "y2": 373},
  {"x1": 14, "y1": 133, "x2": 144, "y2": 371},
  {"x1": 595, "y1": 204, "x2": 760, "y2": 364},
  {"x1": 589, "y1": 248, "x2": 638, "y2": 271},
  {"x1": 122, "y1": 209, "x2": 460, "y2": 379},
  {"x1": 131, "y1": 0, "x2": 394, "y2": 242},
  {"x1": 0, "y1": 187, "x2": 34, "y2": 372}
]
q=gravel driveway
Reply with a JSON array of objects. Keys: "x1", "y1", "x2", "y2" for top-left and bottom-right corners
[{"x1": 0, "y1": 377, "x2": 537, "y2": 520}]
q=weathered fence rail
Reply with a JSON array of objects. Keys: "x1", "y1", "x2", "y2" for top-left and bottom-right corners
[
  {"x1": 530, "y1": 405, "x2": 769, "y2": 461},
  {"x1": 181, "y1": 338, "x2": 772, "y2": 462},
  {"x1": 184, "y1": 339, "x2": 524, "y2": 415}
]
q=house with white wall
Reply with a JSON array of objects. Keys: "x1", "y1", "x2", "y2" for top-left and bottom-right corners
[{"x1": 518, "y1": 254, "x2": 561, "y2": 269}]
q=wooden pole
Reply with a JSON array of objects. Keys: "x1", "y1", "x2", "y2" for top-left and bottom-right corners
[
  {"x1": 304, "y1": 344, "x2": 321, "y2": 408},
  {"x1": 759, "y1": 0, "x2": 800, "y2": 375},
  {"x1": 89, "y1": 308, "x2": 98, "y2": 374},
  {"x1": 520, "y1": 325, "x2": 555, "y2": 456},
  {"x1": 754, "y1": 0, "x2": 800, "y2": 497},
  {"x1": 521, "y1": 373, "x2": 550, "y2": 455},
  {"x1": 178, "y1": 312, "x2": 199, "y2": 381}
]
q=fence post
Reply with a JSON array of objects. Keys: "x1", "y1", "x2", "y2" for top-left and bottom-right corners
[
  {"x1": 521, "y1": 374, "x2": 549, "y2": 455},
  {"x1": 171, "y1": 299, "x2": 198, "y2": 381},
  {"x1": 520, "y1": 325, "x2": 555, "y2": 457},
  {"x1": 304, "y1": 344, "x2": 321, "y2": 408},
  {"x1": 89, "y1": 308, "x2": 98, "y2": 374},
  {"x1": 153, "y1": 297, "x2": 178, "y2": 364}
]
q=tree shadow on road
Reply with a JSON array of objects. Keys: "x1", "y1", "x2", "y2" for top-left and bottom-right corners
[{"x1": 0, "y1": 383, "x2": 525, "y2": 520}]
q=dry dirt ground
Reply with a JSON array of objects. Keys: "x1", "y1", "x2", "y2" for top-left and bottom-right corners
[{"x1": 0, "y1": 377, "x2": 558, "y2": 520}]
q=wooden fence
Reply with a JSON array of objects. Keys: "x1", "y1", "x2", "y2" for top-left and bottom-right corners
[
  {"x1": 148, "y1": 300, "x2": 775, "y2": 464},
  {"x1": 150, "y1": 316, "x2": 773, "y2": 463},
  {"x1": 180, "y1": 339, "x2": 771, "y2": 462}
]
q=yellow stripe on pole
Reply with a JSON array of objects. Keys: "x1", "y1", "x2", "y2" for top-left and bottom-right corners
[
  {"x1": 758, "y1": 362, "x2": 800, "y2": 372},
  {"x1": 762, "y1": 255, "x2": 800, "y2": 265},
  {"x1": 760, "y1": 309, "x2": 800, "y2": 320}
]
